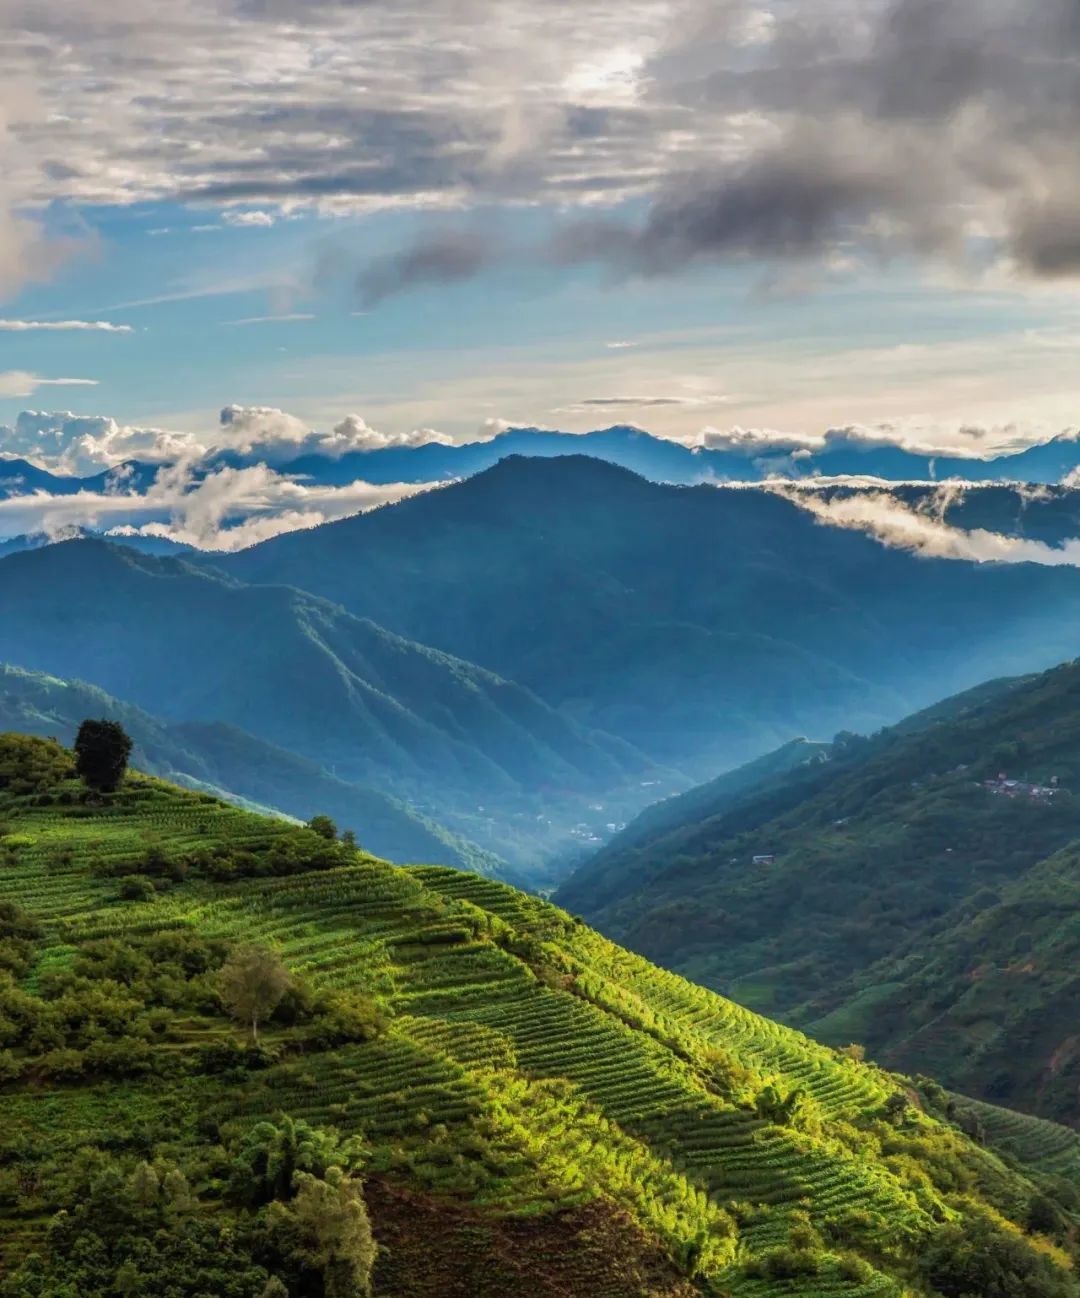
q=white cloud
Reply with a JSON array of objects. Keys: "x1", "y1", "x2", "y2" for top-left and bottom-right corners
[
  {"x1": 777, "y1": 485, "x2": 1080, "y2": 567},
  {"x1": 0, "y1": 410, "x2": 204, "y2": 475},
  {"x1": 0, "y1": 403, "x2": 462, "y2": 476},
  {"x1": 695, "y1": 425, "x2": 827, "y2": 456},
  {"x1": 0, "y1": 319, "x2": 132, "y2": 332},
  {"x1": 221, "y1": 210, "x2": 275, "y2": 228},
  {"x1": 0, "y1": 458, "x2": 439, "y2": 550},
  {"x1": 223, "y1": 312, "x2": 314, "y2": 326},
  {"x1": 690, "y1": 420, "x2": 1080, "y2": 463},
  {"x1": 217, "y1": 405, "x2": 453, "y2": 459},
  {"x1": 0, "y1": 373, "x2": 98, "y2": 398},
  {"x1": 604, "y1": 340, "x2": 638, "y2": 349}
]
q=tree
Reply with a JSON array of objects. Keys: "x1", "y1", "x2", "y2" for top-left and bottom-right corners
[
  {"x1": 219, "y1": 945, "x2": 292, "y2": 1044},
  {"x1": 277, "y1": 1167, "x2": 376, "y2": 1298},
  {"x1": 307, "y1": 815, "x2": 338, "y2": 841},
  {"x1": 74, "y1": 719, "x2": 132, "y2": 793}
]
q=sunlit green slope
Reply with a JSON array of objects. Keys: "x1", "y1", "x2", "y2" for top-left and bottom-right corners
[{"x1": 0, "y1": 734, "x2": 1076, "y2": 1297}]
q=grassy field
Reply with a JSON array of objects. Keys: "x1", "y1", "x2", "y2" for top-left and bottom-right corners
[{"x1": 1, "y1": 736, "x2": 1077, "y2": 1297}]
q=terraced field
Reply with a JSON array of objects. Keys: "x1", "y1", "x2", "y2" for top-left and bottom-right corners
[{"x1": 2, "y1": 755, "x2": 1077, "y2": 1297}]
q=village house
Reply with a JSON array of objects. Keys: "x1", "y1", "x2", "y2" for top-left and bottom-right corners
[{"x1": 982, "y1": 773, "x2": 1060, "y2": 803}]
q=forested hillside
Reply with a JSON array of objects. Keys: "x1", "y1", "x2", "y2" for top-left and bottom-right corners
[
  {"x1": 559, "y1": 661, "x2": 1080, "y2": 1125},
  {"x1": 219, "y1": 455, "x2": 1080, "y2": 777},
  {"x1": 0, "y1": 665, "x2": 502, "y2": 875},
  {"x1": 0, "y1": 732, "x2": 1077, "y2": 1297},
  {"x1": 0, "y1": 540, "x2": 649, "y2": 867}
]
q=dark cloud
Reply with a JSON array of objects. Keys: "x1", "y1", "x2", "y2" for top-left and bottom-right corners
[{"x1": 355, "y1": 229, "x2": 505, "y2": 305}]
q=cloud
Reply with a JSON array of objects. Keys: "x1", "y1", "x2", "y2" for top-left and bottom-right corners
[
  {"x1": 3, "y1": 0, "x2": 1080, "y2": 311},
  {"x1": 355, "y1": 229, "x2": 502, "y2": 306},
  {"x1": 695, "y1": 425, "x2": 828, "y2": 456},
  {"x1": 0, "y1": 404, "x2": 462, "y2": 476},
  {"x1": 0, "y1": 410, "x2": 202, "y2": 474},
  {"x1": 688, "y1": 420, "x2": 1080, "y2": 463},
  {"x1": 0, "y1": 319, "x2": 132, "y2": 332},
  {"x1": 777, "y1": 484, "x2": 1080, "y2": 567},
  {"x1": 605, "y1": 340, "x2": 638, "y2": 349},
  {"x1": 0, "y1": 458, "x2": 438, "y2": 551},
  {"x1": 557, "y1": 394, "x2": 729, "y2": 414},
  {"x1": 223, "y1": 312, "x2": 315, "y2": 325},
  {"x1": 0, "y1": 373, "x2": 98, "y2": 398},
  {"x1": 217, "y1": 405, "x2": 453, "y2": 460},
  {"x1": 221, "y1": 209, "x2": 275, "y2": 228}
]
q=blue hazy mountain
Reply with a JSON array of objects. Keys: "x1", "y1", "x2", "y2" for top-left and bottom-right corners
[{"x1": 219, "y1": 455, "x2": 1080, "y2": 779}]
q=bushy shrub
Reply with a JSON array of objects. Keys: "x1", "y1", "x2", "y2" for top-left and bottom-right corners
[{"x1": 118, "y1": 875, "x2": 157, "y2": 902}]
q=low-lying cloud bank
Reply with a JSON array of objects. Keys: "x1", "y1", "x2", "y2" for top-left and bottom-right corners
[
  {"x1": 0, "y1": 406, "x2": 463, "y2": 477},
  {"x1": 775, "y1": 482, "x2": 1080, "y2": 567},
  {"x1": 0, "y1": 460, "x2": 438, "y2": 552},
  {"x1": 5, "y1": 404, "x2": 1080, "y2": 481}
]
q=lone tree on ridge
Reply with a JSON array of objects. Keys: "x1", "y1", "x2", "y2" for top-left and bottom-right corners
[{"x1": 74, "y1": 719, "x2": 133, "y2": 793}]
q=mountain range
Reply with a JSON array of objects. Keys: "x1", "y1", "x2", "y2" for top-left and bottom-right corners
[
  {"x1": 11, "y1": 456, "x2": 1080, "y2": 878},
  {"x1": 10, "y1": 423, "x2": 1080, "y2": 502},
  {"x1": 0, "y1": 536, "x2": 651, "y2": 869},
  {"x1": 218, "y1": 455, "x2": 1080, "y2": 776}
]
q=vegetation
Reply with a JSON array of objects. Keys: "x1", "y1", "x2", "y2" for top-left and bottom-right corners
[
  {"x1": 0, "y1": 732, "x2": 1076, "y2": 1296},
  {"x1": 74, "y1": 719, "x2": 132, "y2": 793},
  {"x1": 559, "y1": 659, "x2": 1080, "y2": 1124},
  {"x1": 220, "y1": 946, "x2": 293, "y2": 1044},
  {"x1": 0, "y1": 663, "x2": 507, "y2": 875},
  {"x1": 0, "y1": 540, "x2": 647, "y2": 871}
]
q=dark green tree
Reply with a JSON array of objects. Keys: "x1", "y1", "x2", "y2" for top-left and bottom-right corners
[
  {"x1": 307, "y1": 815, "x2": 338, "y2": 841},
  {"x1": 74, "y1": 719, "x2": 133, "y2": 793}
]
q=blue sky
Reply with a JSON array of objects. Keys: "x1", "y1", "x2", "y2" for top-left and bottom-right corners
[{"x1": 3, "y1": 0, "x2": 1080, "y2": 467}]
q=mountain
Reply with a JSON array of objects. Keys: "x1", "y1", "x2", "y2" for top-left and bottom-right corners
[
  {"x1": 9, "y1": 423, "x2": 1080, "y2": 522},
  {"x1": 218, "y1": 454, "x2": 1080, "y2": 778},
  {"x1": 277, "y1": 424, "x2": 1080, "y2": 487},
  {"x1": 558, "y1": 661, "x2": 1080, "y2": 1125},
  {"x1": 0, "y1": 539, "x2": 649, "y2": 868},
  {"x1": 1, "y1": 733, "x2": 1077, "y2": 1296},
  {"x1": 0, "y1": 456, "x2": 159, "y2": 500},
  {"x1": 0, "y1": 663, "x2": 503, "y2": 874},
  {"x1": 0, "y1": 528, "x2": 195, "y2": 560}
]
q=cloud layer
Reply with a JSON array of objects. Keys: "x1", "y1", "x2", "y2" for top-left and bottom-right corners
[
  {"x1": 0, "y1": 459, "x2": 436, "y2": 551},
  {"x1": 0, "y1": 406, "x2": 458, "y2": 476},
  {"x1": 776, "y1": 482, "x2": 1080, "y2": 568},
  {"x1": 6, "y1": 1, "x2": 1080, "y2": 300}
]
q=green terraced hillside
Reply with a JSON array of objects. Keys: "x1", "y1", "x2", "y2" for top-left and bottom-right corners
[{"x1": 0, "y1": 733, "x2": 1077, "y2": 1298}]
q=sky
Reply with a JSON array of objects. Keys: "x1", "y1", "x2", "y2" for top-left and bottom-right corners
[{"x1": 4, "y1": 0, "x2": 1080, "y2": 474}]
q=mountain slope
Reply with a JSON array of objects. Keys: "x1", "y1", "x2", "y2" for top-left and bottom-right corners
[
  {"x1": 0, "y1": 540, "x2": 646, "y2": 865},
  {"x1": 0, "y1": 663, "x2": 503, "y2": 874},
  {"x1": 559, "y1": 660, "x2": 1080, "y2": 1124},
  {"x1": 0, "y1": 734, "x2": 1076, "y2": 1296},
  {"x1": 217, "y1": 455, "x2": 1080, "y2": 778}
]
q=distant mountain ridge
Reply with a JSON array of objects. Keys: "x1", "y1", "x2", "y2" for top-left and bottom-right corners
[
  {"x1": 8, "y1": 422, "x2": 1080, "y2": 509},
  {"x1": 217, "y1": 455, "x2": 1080, "y2": 779}
]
